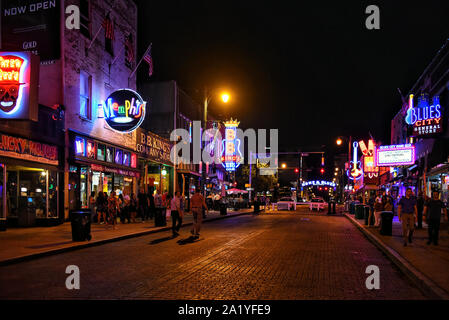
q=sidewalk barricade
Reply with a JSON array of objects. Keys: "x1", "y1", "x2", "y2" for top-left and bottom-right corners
[
  {"x1": 380, "y1": 211, "x2": 393, "y2": 235},
  {"x1": 70, "y1": 209, "x2": 92, "y2": 242}
]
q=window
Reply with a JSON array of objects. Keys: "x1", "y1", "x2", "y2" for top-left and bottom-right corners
[
  {"x1": 80, "y1": 0, "x2": 90, "y2": 38},
  {"x1": 80, "y1": 71, "x2": 92, "y2": 119}
]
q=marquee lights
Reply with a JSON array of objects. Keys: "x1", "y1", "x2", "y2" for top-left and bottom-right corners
[
  {"x1": 405, "y1": 94, "x2": 442, "y2": 137},
  {"x1": 375, "y1": 144, "x2": 415, "y2": 167},
  {"x1": 103, "y1": 89, "x2": 146, "y2": 133},
  {"x1": 221, "y1": 119, "x2": 242, "y2": 172}
]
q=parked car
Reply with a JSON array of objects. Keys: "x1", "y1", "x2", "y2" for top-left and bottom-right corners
[
  {"x1": 309, "y1": 198, "x2": 326, "y2": 211},
  {"x1": 277, "y1": 197, "x2": 296, "y2": 210}
]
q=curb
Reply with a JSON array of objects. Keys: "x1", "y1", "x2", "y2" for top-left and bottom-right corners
[
  {"x1": 344, "y1": 213, "x2": 449, "y2": 300},
  {"x1": 0, "y1": 210, "x2": 253, "y2": 267}
]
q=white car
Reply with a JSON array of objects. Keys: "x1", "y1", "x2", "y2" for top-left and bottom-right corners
[
  {"x1": 309, "y1": 198, "x2": 326, "y2": 211},
  {"x1": 277, "y1": 197, "x2": 296, "y2": 210}
]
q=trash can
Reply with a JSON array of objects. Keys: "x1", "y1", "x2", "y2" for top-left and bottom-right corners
[
  {"x1": 154, "y1": 207, "x2": 167, "y2": 227},
  {"x1": 364, "y1": 206, "x2": 371, "y2": 225},
  {"x1": 380, "y1": 211, "x2": 393, "y2": 236},
  {"x1": 254, "y1": 201, "x2": 260, "y2": 213},
  {"x1": 350, "y1": 201, "x2": 359, "y2": 215},
  {"x1": 328, "y1": 201, "x2": 332, "y2": 214},
  {"x1": 355, "y1": 204, "x2": 365, "y2": 219},
  {"x1": 332, "y1": 201, "x2": 336, "y2": 214},
  {"x1": 70, "y1": 209, "x2": 92, "y2": 242},
  {"x1": 219, "y1": 203, "x2": 227, "y2": 215}
]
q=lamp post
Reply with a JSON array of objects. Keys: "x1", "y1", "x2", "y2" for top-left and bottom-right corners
[{"x1": 202, "y1": 88, "x2": 230, "y2": 196}]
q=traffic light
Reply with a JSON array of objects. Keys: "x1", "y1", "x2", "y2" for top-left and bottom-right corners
[
  {"x1": 320, "y1": 167, "x2": 325, "y2": 174},
  {"x1": 294, "y1": 168, "x2": 299, "y2": 173}
]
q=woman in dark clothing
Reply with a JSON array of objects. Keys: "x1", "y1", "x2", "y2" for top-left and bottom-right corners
[{"x1": 96, "y1": 192, "x2": 106, "y2": 224}]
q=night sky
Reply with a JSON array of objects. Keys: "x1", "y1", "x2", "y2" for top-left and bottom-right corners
[{"x1": 136, "y1": 0, "x2": 449, "y2": 152}]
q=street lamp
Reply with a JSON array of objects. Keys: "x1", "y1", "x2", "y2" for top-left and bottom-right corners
[
  {"x1": 281, "y1": 163, "x2": 287, "y2": 169},
  {"x1": 202, "y1": 88, "x2": 231, "y2": 196},
  {"x1": 336, "y1": 138, "x2": 343, "y2": 146}
]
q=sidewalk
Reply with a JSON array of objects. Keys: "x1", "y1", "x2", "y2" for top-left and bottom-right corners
[
  {"x1": 345, "y1": 212, "x2": 449, "y2": 299},
  {"x1": 0, "y1": 208, "x2": 253, "y2": 266}
]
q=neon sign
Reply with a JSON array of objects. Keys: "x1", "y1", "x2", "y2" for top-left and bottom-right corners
[
  {"x1": 405, "y1": 94, "x2": 442, "y2": 137},
  {"x1": 302, "y1": 180, "x2": 336, "y2": 188},
  {"x1": 103, "y1": 89, "x2": 146, "y2": 133},
  {"x1": 359, "y1": 139, "x2": 379, "y2": 178},
  {"x1": 221, "y1": 119, "x2": 242, "y2": 171},
  {"x1": 375, "y1": 144, "x2": 415, "y2": 167},
  {"x1": 0, "y1": 52, "x2": 39, "y2": 120},
  {"x1": 347, "y1": 141, "x2": 363, "y2": 180}
]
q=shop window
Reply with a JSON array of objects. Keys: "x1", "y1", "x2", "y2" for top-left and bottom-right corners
[
  {"x1": 48, "y1": 171, "x2": 58, "y2": 218},
  {"x1": 75, "y1": 136, "x2": 86, "y2": 157},
  {"x1": 106, "y1": 146, "x2": 114, "y2": 163},
  {"x1": 80, "y1": 71, "x2": 92, "y2": 120},
  {"x1": 131, "y1": 153, "x2": 137, "y2": 168},
  {"x1": 86, "y1": 140, "x2": 96, "y2": 159},
  {"x1": 115, "y1": 149, "x2": 123, "y2": 165},
  {"x1": 97, "y1": 144, "x2": 106, "y2": 161},
  {"x1": 80, "y1": 167, "x2": 88, "y2": 208},
  {"x1": 123, "y1": 152, "x2": 131, "y2": 167}
]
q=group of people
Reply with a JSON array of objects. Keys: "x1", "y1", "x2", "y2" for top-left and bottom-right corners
[
  {"x1": 88, "y1": 188, "x2": 209, "y2": 239},
  {"x1": 368, "y1": 188, "x2": 448, "y2": 247}
]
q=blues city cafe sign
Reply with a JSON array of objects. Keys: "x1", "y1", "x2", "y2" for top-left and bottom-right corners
[
  {"x1": 103, "y1": 89, "x2": 146, "y2": 133},
  {"x1": 0, "y1": 51, "x2": 39, "y2": 120},
  {"x1": 405, "y1": 94, "x2": 443, "y2": 137}
]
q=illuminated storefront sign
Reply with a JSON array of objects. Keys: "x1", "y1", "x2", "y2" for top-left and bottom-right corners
[
  {"x1": 301, "y1": 180, "x2": 336, "y2": 188},
  {"x1": 0, "y1": 133, "x2": 58, "y2": 165},
  {"x1": 74, "y1": 135, "x2": 137, "y2": 169},
  {"x1": 221, "y1": 119, "x2": 242, "y2": 172},
  {"x1": 347, "y1": 141, "x2": 363, "y2": 180},
  {"x1": 136, "y1": 128, "x2": 172, "y2": 165},
  {"x1": 359, "y1": 139, "x2": 379, "y2": 178},
  {"x1": 375, "y1": 144, "x2": 415, "y2": 167},
  {"x1": 405, "y1": 94, "x2": 443, "y2": 137},
  {"x1": 103, "y1": 89, "x2": 146, "y2": 133},
  {"x1": 0, "y1": 52, "x2": 39, "y2": 120}
]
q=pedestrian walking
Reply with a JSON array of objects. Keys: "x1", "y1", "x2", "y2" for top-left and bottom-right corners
[
  {"x1": 107, "y1": 192, "x2": 118, "y2": 230},
  {"x1": 416, "y1": 191, "x2": 425, "y2": 229},
  {"x1": 190, "y1": 188, "x2": 208, "y2": 239},
  {"x1": 96, "y1": 192, "x2": 107, "y2": 224},
  {"x1": 398, "y1": 188, "x2": 417, "y2": 246},
  {"x1": 129, "y1": 193, "x2": 137, "y2": 223},
  {"x1": 118, "y1": 194, "x2": 126, "y2": 224},
  {"x1": 148, "y1": 187, "x2": 155, "y2": 219},
  {"x1": 137, "y1": 188, "x2": 148, "y2": 222},
  {"x1": 123, "y1": 192, "x2": 131, "y2": 223},
  {"x1": 170, "y1": 191, "x2": 183, "y2": 236},
  {"x1": 424, "y1": 191, "x2": 448, "y2": 246},
  {"x1": 89, "y1": 191, "x2": 96, "y2": 222},
  {"x1": 373, "y1": 194, "x2": 384, "y2": 227}
]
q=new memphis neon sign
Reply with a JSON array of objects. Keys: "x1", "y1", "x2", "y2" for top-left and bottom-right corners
[
  {"x1": 221, "y1": 119, "x2": 242, "y2": 171},
  {"x1": 103, "y1": 89, "x2": 146, "y2": 133},
  {"x1": 347, "y1": 141, "x2": 363, "y2": 180},
  {"x1": 405, "y1": 93, "x2": 442, "y2": 137},
  {"x1": 302, "y1": 180, "x2": 336, "y2": 188}
]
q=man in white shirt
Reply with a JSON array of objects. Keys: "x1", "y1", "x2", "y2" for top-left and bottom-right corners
[
  {"x1": 154, "y1": 189, "x2": 162, "y2": 207},
  {"x1": 171, "y1": 191, "x2": 183, "y2": 236}
]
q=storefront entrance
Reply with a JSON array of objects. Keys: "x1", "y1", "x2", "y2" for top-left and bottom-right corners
[{"x1": 2, "y1": 164, "x2": 59, "y2": 226}]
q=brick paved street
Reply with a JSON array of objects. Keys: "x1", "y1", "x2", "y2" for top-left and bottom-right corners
[{"x1": 0, "y1": 208, "x2": 427, "y2": 299}]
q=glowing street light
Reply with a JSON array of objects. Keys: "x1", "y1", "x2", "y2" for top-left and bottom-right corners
[
  {"x1": 336, "y1": 138, "x2": 343, "y2": 146},
  {"x1": 281, "y1": 163, "x2": 287, "y2": 169},
  {"x1": 221, "y1": 93, "x2": 230, "y2": 103}
]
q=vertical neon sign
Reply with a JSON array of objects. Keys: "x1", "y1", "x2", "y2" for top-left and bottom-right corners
[{"x1": 221, "y1": 119, "x2": 242, "y2": 171}]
